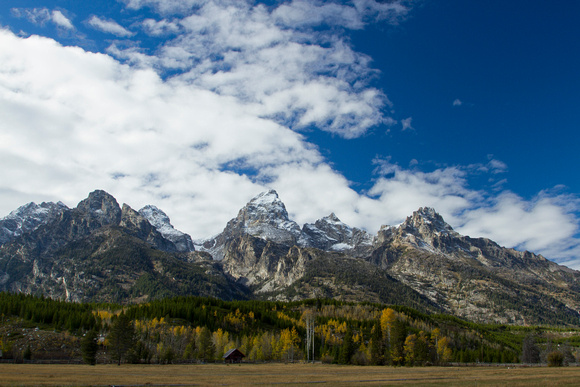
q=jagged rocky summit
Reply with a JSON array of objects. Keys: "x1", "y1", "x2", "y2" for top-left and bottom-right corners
[
  {"x1": 1, "y1": 189, "x2": 579, "y2": 327},
  {"x1": 139, "y1": 205, "x2": 195, "y2": 252},
  {"x1": 198, "y1": 190, "x2": 373, "y2": 259},
  {"x1": 0, "y1": 201, "x2": 68, "y2": 244}
]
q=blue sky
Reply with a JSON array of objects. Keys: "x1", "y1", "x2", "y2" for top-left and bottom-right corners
[{"x1": 1, "y1": 0, "x2": 579, "y2": 269}]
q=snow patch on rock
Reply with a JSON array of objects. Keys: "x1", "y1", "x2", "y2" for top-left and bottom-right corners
[
  {"x1": 0, "y1": 201, "x2": 68, "y2": 245},
  {"x1": 139, "y1": 205, "x2": 195, "y2": 252}
]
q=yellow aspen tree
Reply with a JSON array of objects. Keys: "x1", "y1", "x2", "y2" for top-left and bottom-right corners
[
  {"x1": 290, "y1": 327, "x2": 300, "y2": 345},
  {"x1": 380, "y1": 308, "x2": 397, "y2": 348},
  {"x1": 403, "y1": 334, "x2": 417, "y2": 366},
  {"x1": 261, "y1": 332, "x2": 274, "y2": 360},
  {"x1": 252, "y1": 335, "x2": 264, "y2": 361},
  {"x1": 247, "y1": 340, "x2": 258, "y2": 361},
  {"x1": 279, "y1": 329, "x2": 293, "y2": 361},
  {"x1": 213, "y1": 328, "x2": 226, "y2": 359},
  {"x1": 240, "y1": 334, "x2": 252, "y2": 358},
  {"x1": 156, "y1": 342, "x2": 164, "y2": 362},
  {"x1": 358, "y1": 342, "x2": 370, "y2": 364},
  {"x1": 223, "y1": 331, "x2": 233, "y2": 354},
  {"x1": 437, "y1": 336, "x2": 453, "y2": 363}
]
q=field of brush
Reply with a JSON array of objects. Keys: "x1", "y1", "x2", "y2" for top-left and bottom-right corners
[{"x1": 1, "y1": 363, "x2": 580, "y2": 386}]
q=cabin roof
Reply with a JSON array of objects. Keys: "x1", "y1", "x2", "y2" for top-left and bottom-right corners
[{"x1": 223, "y1": 348, "x2": 245, "y2": 358}]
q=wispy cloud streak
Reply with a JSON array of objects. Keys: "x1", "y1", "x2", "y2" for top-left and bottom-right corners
[
  {"x1": 11, "y1": 8, "x2": 74, "y2": 29},
  {"x1": 87, "y1": 15, "x2": 135, "y2": 37}
]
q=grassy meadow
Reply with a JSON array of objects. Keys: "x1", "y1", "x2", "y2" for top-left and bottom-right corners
[{"x1": 0, "y1": 363, "x2": 579, "y2": 386}]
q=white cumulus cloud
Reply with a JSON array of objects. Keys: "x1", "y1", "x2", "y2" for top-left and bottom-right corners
[
  {"x1": 109, "y1": 0, "x2": 395, "y2": 138},
  {"x1": 0, "y1": 28, "x2": 321, "y2": 239},
  {"x1": 0, "y1": 0, "x2": 579, "y2": 271}
]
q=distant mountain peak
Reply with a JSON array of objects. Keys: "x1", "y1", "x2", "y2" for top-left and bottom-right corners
[
  {"x1": 251, "y1": 189, "x2": 280, "y2": 203},
  {"x1": 238, "y1": 190, "x2": 288, "y2": 224},
  {"x1": 244, "y1": 190, "x2": 289, "y2": 218},
  {"x1": 78, "y1": 189, "x2": 117, "y2": 208},
  {"x1": 76, "y1": 189, "x2": 122, "y2": 226},
  {"x1": 404, "y1": 207, "x2": 454, "y2": 234},
  {"x1": 237, "y1": 190, "x2": 301, "y2": 244},
  {"x1": 139, "y1": 205, "x2": 194, "y2": 252},
  {"x1": 139, "y1": 205, "x2": 171, "y2": 225},
  {"x1": 6, "y1": 201, "x2": 69, "y2": 219},
  {"x1": 322, "y1": 213, "x2": 341, "y2": 223},
  {"x1": 299, "y1": 212, "x2": 372, "y2": 254},
  {"x1": 201, "y1": 190, "x2": 301, "y2": 259},
  {"x1": 0, "y1": 201, "x2": 68, "y2": 245},
  {"x1": 416, "y1": 206, "x2": 439, "y2": 217}
]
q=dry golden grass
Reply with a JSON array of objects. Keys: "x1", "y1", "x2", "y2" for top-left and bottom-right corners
[{"x1": 0, "y1": 363, "x2": 579, "y2": 386}]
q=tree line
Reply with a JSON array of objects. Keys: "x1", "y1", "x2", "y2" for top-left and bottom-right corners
[{"x1": 1, "y1": 292, "x2": 578, "y2": 366}]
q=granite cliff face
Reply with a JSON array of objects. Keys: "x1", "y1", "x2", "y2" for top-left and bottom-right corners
[{"x1": 1, "y1": 190, "x2": 579, "y2": 326}]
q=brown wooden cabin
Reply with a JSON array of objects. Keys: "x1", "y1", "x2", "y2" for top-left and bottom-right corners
[{"x1": 223, "y1": 348, "x2": 245, "y2": 363}]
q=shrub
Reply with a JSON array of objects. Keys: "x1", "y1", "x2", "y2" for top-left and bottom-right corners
[
  {"x1": 547, "y1": 351, "x2": 564, "y2": 367},
  {"x1": 23, "y1": 345, "x2": 32, "y2": 361}
]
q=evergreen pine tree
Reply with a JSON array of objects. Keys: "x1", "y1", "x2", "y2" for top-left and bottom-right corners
[
  {"x1": 198, "y1": 326, "x2": 215, "y2": 362},
  {"x1": 108, "y1": 313, "x2": 136, "y2": 366},
  {"x1": 370, "y1": 322, "x2": 384, "y2": 365},
  {"x1": 389, "y1": 318, "x2": 407, "y2": 366},
  {"x1": 339, "y1": 326, "x2": 355, "y2": 365},
  {"x1": 81, "y1": 330, "x2": 99, "y2": 365}
]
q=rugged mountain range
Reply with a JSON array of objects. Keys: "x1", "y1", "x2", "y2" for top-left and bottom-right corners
[{"x1": 1, "y1": 189, "x2": 579, "y2": 326}]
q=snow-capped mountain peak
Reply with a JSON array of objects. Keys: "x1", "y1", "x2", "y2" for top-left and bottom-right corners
[
  {"x1": 316, "y1": 213, "x2": 353, "y2": 235},
  {"x1": 249, "y1": 189, "x2": 281, "y2": 206},
  {"x1": 201, "y1": 190, "x2": 301, "y2": 259},
  {"x1": 138, "y1": 205, "x2": 194, "y2": 252},
  {"x1": 139, "y1": 205, "x2": 171, "y2": 228},
  {"x1": 243, "y1": 190, "x2": 291, "y2": 221},
  {"x1": 238, "y1": 190, "x2": 301, "y2": 244},
  {"x1": 0, "y1": 201, "x2": 68, "y2": 245},
  {"x1": 299, "y1": 213, "x2": 372, "y2": 253}
]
